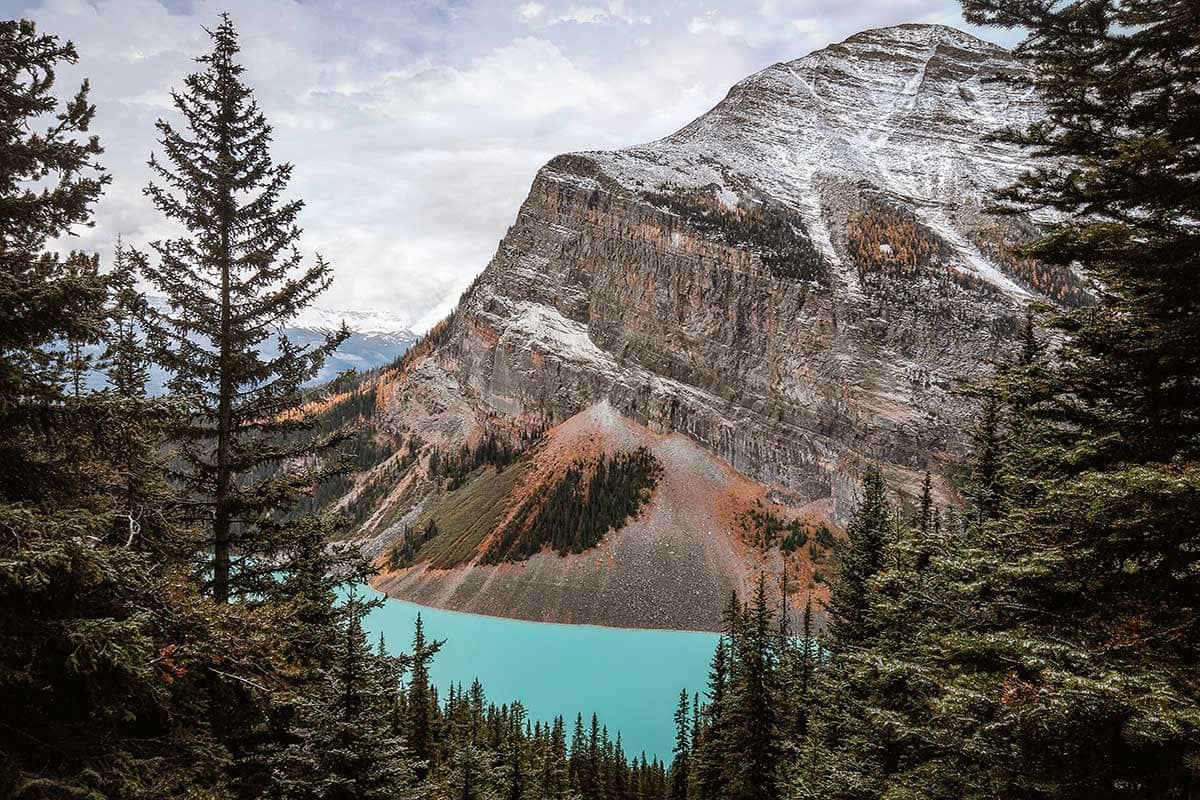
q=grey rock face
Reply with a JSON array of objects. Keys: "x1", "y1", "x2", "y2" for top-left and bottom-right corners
[{"x1": 380, "y1": 24, "x2": 1047, "y2": 519}]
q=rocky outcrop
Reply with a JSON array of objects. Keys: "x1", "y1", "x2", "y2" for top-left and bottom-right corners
[
  {"x1": 374, "y1": 402, "x2": 801, "y2": 631},
  {"x1": 354, "y1": 24, "x2": 1064, "y2": 629}
]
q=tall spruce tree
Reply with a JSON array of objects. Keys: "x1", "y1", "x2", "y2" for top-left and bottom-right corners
[
  {"x1": 141, "y1": 14, "x2": 349, "y2": 605},
  {"x1": 932, "y1": 0, "x2": 1200, "y2": 794},
  {"x1": 270, "y1": 594, "x2": 418, "y2": 800},
  {"x1": 791, "y1": 3, "x2": 1200, "y2": 798},
  {"x1": 724, "y1": 576, "x2": 781, "y2": 800},
  {"x1": 537, "y1": 715, "x2": 568, "y2": 800},
  {"x1": 798, "y1": 596, "x2": 814, "y2": 722},
  {"x1": 917, "y1": 471, "x2": 933, "y2": 536},
  {"x1": 789, "y1": 467, "x2": 951, "y2": 800},
  {"x1": 569, "y1": 712, "x2": 586, "y2": 793},
  {"x1": 965, "y1": 390, "x2": 1005, "y2": 522},
  {"x1": 407, "y1": 612, "x2": 444, "y2": 775},
  {"x1": 912, "y1": 470, "x2": 936, "y2": 574},
  {"x1": 690, "y1": 615, "x2": 731, "y2": 800},
  {"x1": 586, "y1": 713, "x2": 603, "y2": 799},
  {"x1": 774, "y1": 569, "x2": 805, "y2": 747},
  {"x1": 0, "y1": 19, "x2": 228, "y2": 798},
  {"x1": 62, "y1": 250, "x2": 102, "y2": 398},
  {"x1": 668, "y1": 688, "x2": 690, "y2": 800},
  {"x1": 500, "y1": 703, "x2": 527, "y2": 800},
  {"x1": 825, "y1": 467, "x2": 890, "y2": 651},
  {"x1": 443, "y1": 741, "x2": 499, "y2": 800},
  {"x1": 0, "y1": 18, "x2": 108, "y2": 501},
  {"x1": 102, "y1": 240, "x2": 150, "y2": 400},
  {"x1": 98, "y1": 241, "x2": 173, "y2": 555}
]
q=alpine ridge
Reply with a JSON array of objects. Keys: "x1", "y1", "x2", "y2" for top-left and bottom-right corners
[{"x1": 342, "y1": 23, "x2": 1073, "y2": 630}]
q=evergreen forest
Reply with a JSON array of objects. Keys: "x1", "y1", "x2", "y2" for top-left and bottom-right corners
[{"x1": 1, "y1": 1, "x2": 1197, "y2": 798}]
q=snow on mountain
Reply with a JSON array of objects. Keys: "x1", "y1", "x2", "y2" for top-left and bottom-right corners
[
  {"x1": 338, "y1": 24, "x2": 1065, "y2": 629},
  {"x1": 581, "y1": 23, "x2": 1043, "y2": 298},
  {"x1": 288, "y1": 306, "x2": 418, "y2": 382},
  {"x1": 291, "y1": 306, "x2": 417, "y2": 338},
  {"x1": 110, "y1": 297, "x2": 417, "y2": 394}
]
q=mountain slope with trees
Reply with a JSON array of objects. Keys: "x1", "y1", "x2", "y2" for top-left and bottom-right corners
[
  {"x1": 332, "y1": 22, "x2": 1084, "y2": 629},
  {"x1": 0, "y1": 16, "x2": 653, "y2": 799},
  {"x1": 2, "y1": 1, "x2": 1197, "y2": 797}
]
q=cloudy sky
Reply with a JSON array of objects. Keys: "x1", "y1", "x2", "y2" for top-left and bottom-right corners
[{"x1": 9, "y1": 0, "x2": 1013, "y2": 330}]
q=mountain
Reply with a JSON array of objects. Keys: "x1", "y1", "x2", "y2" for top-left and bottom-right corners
[
  {"x1": 288, "y1": 306, "x2": 419, "y2": 384},
  {"x1": 90, "y1": 301, "x2": 418, "y2": 394},
  {"x1": 337, "y1": 24, "x2": 1078, "y2": 631}
]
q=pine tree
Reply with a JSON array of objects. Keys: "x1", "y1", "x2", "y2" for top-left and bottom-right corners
[
  {"x1": 775, "y1": 571, "x2": 813, "y2": 762},
  {"x1": 689, "y1": 694, "x2": 700, "y2": 773},
  {"x1": 377, "y1": 633, "x2": 410, "y2": 738},
  {"x1": 964, "y1": 391, "x2": 1004, "y2": 523},
  {"x1": 798, "y1": 596, "x2": 814, "y2": 725},
  {"x1": 407, "y1": 612, "x2": 444, "y2": 775},
  {"x1": 0, "y1": 18, "x2": 108, "y2": 502},
  {"x1": 273, "y1": 516, "x2": 371, "y2": 685},
  {"x1": 911, "y1": 470, "x2": 936, "y2": 575},
  {"x1": 721, "y1": 575, "x2": 781, "y2": 800},
  {"x1": 610, "y1": 731, "x2": 630, "y2": 800},
  {"x1": 569, "y1": 712, "x2": 587, "y2": 794},
  {"x1": 909, "y1": 0, "x2": 1200, "y2": 794},
  {"x1": 537, "y1": 715, "x2": 569, "y2": 800},
  {"x1": 62, "y1": 251, "x2": 103, "y2": 398},
  {"x1": 270, "y1": 594, "x2": 418, "y2": 800},
  {"x1": 443, "y1": 741, "x2": 499, "y2": 800},
  {"x1": 102, "y1": 240, "x2": 150, "y2": 399},
  {"x1": 786, "y1": 474, "x2": 924, "y2": 800},
  {"x1": 0, "y1": 20, "x2": 229, "y2": 798},
  {"x1": 140, "y1": 13, "x2": 349, "y2": 605},
  {"x1": 501, "y1": 703, "x2": 527, "y2": 800},
  {"x1": 586, "y1": 713, "x2": 603, "y2": 800},
  {"x1": 690, "y1": 632, "x2": 729, "y2": 800},
  {"x1": 1018, "y1": 304, "x2": 1039, "y2": 367},
  {"x1": 826, "y1": 467, "x2": 889, "y2": 651},
  {"x1": 917, "y1": 471, "x2": 933, "y2": 536},
  {"x1": 98, "y1": 240, "x2": 174, "y2": 555},
  {"x1": 794, "y1": 3, "x2": 1200, "y2": 797},
  {"x1": 668, "y1": 688, "x2": 690, "y2": 800}
]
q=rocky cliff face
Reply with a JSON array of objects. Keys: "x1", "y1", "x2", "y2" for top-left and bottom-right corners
[{"x1": 351, "y1": 24, "x2": 1065, "y2": 630}]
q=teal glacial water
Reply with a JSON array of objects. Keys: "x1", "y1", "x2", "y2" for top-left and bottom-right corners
[{"x1": 355, "y1": 584, "x2": 720, "y2": 761}]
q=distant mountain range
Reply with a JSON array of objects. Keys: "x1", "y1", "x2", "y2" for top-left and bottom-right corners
[
  {"x1": 288, "y1": 306, "x2": 419, "y2": 384},
  {"x1": 323, "y1": 24, "x2": 1076, "y2": 631},
  {"x1": 85, "y1": 301, "x2": 417, "y2": 394}
]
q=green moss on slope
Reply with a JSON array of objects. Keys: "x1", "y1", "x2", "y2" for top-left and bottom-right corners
[{"x1": 412, "y1": 462, "x2": 531, "y2": 569}]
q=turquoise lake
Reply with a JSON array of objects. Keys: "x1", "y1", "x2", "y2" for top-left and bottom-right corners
[{"x1": 354, "y1": 584, "x2": 720, "y2": 760}]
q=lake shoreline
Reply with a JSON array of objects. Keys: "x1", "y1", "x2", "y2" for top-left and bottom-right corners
[
  {"x1": 367, "y1": 574, "x2": 728, "y2": 636},
  {"x1": 352, "y1": 582, "x2": 721, "y2": 759}
]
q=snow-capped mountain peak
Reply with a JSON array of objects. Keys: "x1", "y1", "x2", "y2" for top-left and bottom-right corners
[
  {"x1": 290, "y1": 306, "x2": 416, "y2": 338},
  {"x1": 342, "y1": 24, "x2": 1073, "y2": 629}
]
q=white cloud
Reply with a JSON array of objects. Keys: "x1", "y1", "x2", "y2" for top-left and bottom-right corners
[
  {"x1": 518, "y1": 2, "x2": 545, "y2": 22},
  {"x1": 555, "y1": 6, "x2": 608, "y2": 25},
  {"x1": 687, "y1": 10, "x2": 719, "y2": 35},
  {"x1": 604, "y1": 1, "x2": 650, "y2": 24},
  {"x1": 520, "y1": 0, "x2": 650, "y2": 28}
]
